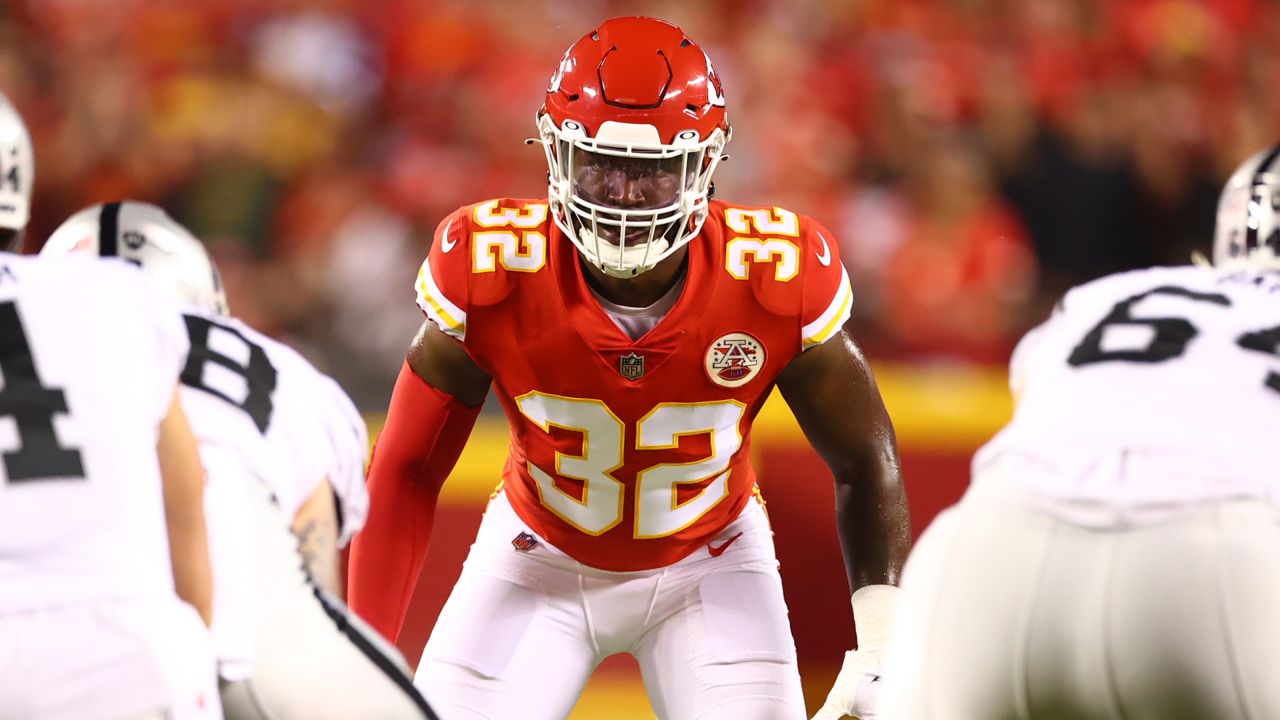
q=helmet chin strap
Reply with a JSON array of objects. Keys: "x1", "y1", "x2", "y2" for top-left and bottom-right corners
[{"x1": 582, "y1": 232, "x2": 671, "y2": 277}]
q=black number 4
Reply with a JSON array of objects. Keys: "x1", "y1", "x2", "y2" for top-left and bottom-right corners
[
  {"x1": 1068, "y1": 285, "x2": 1280, "y2": 394},
  {"x1": 0, "y1": 301, "x2": 85, "y2": 482},
  {"x1": 180, "y1": 315, "x2": 277, "y2": 432}
]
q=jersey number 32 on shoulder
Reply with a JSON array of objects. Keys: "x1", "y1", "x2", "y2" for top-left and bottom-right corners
[
  {"x1": 471, "y1": 200, "x2": 548, "y2": 274},
  {"x1": 724, "y1": 207, "x2": 801, "y2": 282}
]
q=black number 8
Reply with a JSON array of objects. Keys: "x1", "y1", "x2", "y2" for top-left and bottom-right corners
[{"x1": 180, "y1": 315, "x2": 278, "y2": 432}]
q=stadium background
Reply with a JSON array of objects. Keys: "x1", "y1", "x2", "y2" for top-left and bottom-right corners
[{"x1": 3, "y1": 0, "x2": 1277, "y2": 716}]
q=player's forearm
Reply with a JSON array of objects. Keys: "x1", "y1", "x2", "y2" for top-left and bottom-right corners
[
  {"x1": 293, "y1": 481, "x2": 341, "y2": 595},
  {"x1": 347, "y1": 469, "x2": 438, "y2": 641},
  {"x1": 168, "y1": 517, "x2": 215, "y2": 626},
  {"x1": 157, "y1": 391, "x2": 215, "y2": 626},
  {"x1": 833, "y1": 460, "x2": 911, "y2": 593},
  {"x1": 346, "y1": 361, "x2": 481, "y2": 642}
]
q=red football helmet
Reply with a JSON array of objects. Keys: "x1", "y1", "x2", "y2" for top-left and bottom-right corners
[{"x1": 537, "y1": 17, "x2": 731, "y2": 277}]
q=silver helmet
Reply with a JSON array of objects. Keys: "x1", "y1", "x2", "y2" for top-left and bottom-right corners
[
  {"x1": 41, "y1": 201, "x2": 229, "y2": 315},
  {"x1": 0, "y1": 90, "x2": 34, "y2": 249},
  {"x1": 1213, "y1": 144, "x2": 1280, "y2": 270}
]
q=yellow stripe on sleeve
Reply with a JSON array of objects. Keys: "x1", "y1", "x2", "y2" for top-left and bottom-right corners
[
  {"x1": 415, "y1": 264, "x2": 467, "y2": 340},
  {"x1": 801, "y1": 271, "x2": 853, "y2": 349}
]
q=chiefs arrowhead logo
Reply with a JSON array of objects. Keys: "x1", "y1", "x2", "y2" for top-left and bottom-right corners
[{"x1": 705, "y1": 332, "x2": 765, "y2": 388}]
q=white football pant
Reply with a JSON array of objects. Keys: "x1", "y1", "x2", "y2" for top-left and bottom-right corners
[
  {"x1": 218, "y1": 479, "x2": 436, "y2": 720},
  {"x1": 0, "y1": 598, "x2": 220, "y2": 720},
  {"x1": 416, "y1": 492, "x2": 806, "y2": 720},
  {"x1": 881, "y1": 466, "x2": 1280, "y2": 720}
]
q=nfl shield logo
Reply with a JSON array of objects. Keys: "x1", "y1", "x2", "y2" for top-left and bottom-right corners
[
  {"x1": 620, "y1": 352, "x2": 645, "y2": 381},
  {"x1": 512, "y1": 532, "x2": 539, "y2": 552}
]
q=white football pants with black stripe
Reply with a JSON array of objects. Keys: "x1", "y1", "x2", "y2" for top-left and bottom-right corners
[
  {"x1": 218, "y1": 479, "x2": 437, "y2": 720},
  {"x1": 881, "y1": 466, "x2": 1280, "y2": 720}
]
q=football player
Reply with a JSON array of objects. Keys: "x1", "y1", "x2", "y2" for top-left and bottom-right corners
[
  {"x1": 880, "y1": 145, "x2": 1280, "y2": 719},
  {"x1": 0, "y1": 93, "x2": 220, "y2": 719},
  {"x1": 348, "y1": 17, "x2": 911, "y2": 720},
  {"x1": 41, "y1": 202, "x2": 437, "y2": 720}
]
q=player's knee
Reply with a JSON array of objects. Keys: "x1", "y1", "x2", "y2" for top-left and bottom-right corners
[
  {"x1": 416, "y1": 656, "x2": 499, "y2": 689},
  {"x1": 694, "y1": 695, "x2": 804, "y2": 720},
  {"x1": 414, "y1": 662, "x2": 504, "y2": 720},
  {"x1": 678, "y1": 658, "x2": 805, "y2": 720}
]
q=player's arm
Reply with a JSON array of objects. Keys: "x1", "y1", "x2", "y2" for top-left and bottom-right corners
[
  {"x1": 776, "y1": 328, "x2": 909, "y2": 588},
  {"x1": 347, "y1": 319, "x2": 489, "y2": 642},
  {"x1": 776, "y1": 329, "x2": 909, "y2": 720},
  {"x1": 157, "y1": 387, "x2": 215, "y2": 627},
  {"x1": 292, "y1": 481, "x2": 340, "y2": 594}
]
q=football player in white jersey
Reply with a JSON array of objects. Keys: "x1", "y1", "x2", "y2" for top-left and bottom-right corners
[
  {"x1": 42, "y1": 201, "x2": 437, "y2": 719},
  {"x1": 881, "y1": 144, "x2": 1280, "y2": 720},
  {"x1": 0, "y1": 94, "x2": 220, "y2": 720}
]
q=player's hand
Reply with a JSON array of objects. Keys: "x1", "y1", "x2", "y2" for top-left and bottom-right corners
[{"x1": 810, "y1": 647, "x2": 884, "y2": 720}]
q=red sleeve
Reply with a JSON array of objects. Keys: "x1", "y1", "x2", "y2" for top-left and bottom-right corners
[
  {"x1": 799, "y1": 217, "x2": 853, "y2": 350},
  {"x1": 346, "y1": 361, "x2": 481, "y2": 642},
  {"x1": 415, "y1": 209, "x2": 471, "y2": 342}
]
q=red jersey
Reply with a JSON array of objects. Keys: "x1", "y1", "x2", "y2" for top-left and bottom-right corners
[{"x1": 415, "y1": 198, "x2": 852, "y2": 571}]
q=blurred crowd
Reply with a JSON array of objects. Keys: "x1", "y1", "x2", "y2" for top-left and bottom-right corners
[{"x1": 2, "y1": 0, "x2": 1277, "y2": 406}]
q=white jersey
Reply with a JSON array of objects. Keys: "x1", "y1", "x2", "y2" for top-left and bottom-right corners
[
  {"x1": 0, "y1": 254, "x2": 188, "y2": 611},
  {"x1": 176, "y1": 313, "x2": 369, "y2": 541},
  {"x1": 175, "y1": 311, "x2": 368, "y2": 675},
  {"x1": 976, "y1": 264, "x2": 1280, "y2": 508}
]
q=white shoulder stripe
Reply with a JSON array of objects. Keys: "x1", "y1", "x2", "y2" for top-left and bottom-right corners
[
  {"x1": 415, "y1": 259, "x2": 467, "y2": 340},
  {"x1": 801, "y1": 265, "x2": 853, "y2": 349}
]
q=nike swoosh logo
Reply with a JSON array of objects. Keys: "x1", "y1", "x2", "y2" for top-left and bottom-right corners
[
  {"x1": 708, "y1": 532, "x2": 744, "y2": 557},
  {"x1": 815, "y1": 231, "x2": 832, "y2": 266},
  {"x1": 440, "y1": 219, "x2": 457, "y2": 253}
]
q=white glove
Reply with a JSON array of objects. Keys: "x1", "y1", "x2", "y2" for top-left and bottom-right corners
[
  {"x1": 811, "y1": 647, "x2": 884, "y2": 719},
  {"x1": 810, "y1": 584, "x2": 900, "y2": 720}
]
